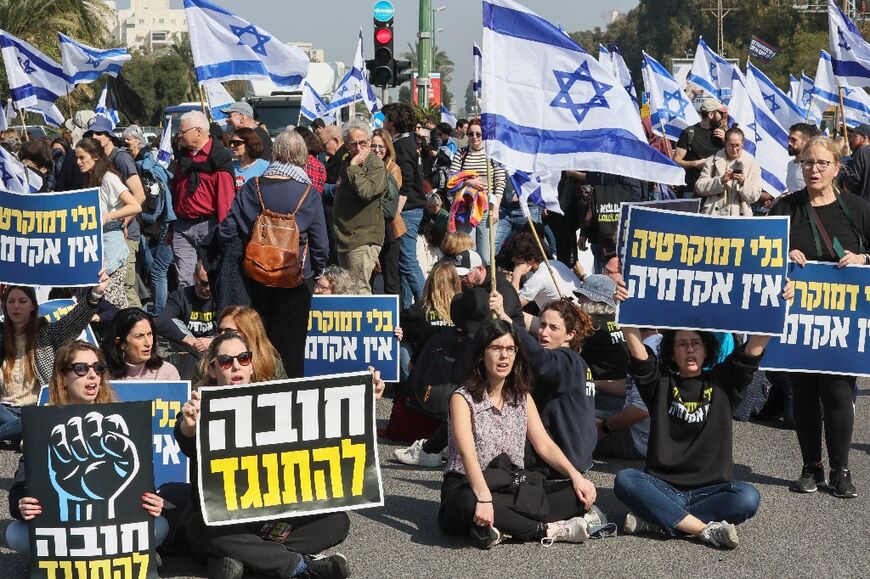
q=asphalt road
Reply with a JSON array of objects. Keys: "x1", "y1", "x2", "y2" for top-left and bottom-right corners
[{"x1": 0, "y1": 382, "x2": 867, "y2": 578}]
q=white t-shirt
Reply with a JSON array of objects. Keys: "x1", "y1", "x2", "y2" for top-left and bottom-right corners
[
  {"x1": 785, "y1": 159, "x2": 805, "y2": 194},
  {"x1": 99, "y1": 172, "x2": 128, "y2": 218},
  {"x1": 519, "y1": 260, "x2": 582, "y2": 309}
]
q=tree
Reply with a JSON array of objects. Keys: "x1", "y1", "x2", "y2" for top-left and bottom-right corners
[
  {"x1": 400, "y1": 41, "x2": 455, "y2": 107},
  {"x1": 464, "y1": 80, "x2": 478, "y2": 117}
]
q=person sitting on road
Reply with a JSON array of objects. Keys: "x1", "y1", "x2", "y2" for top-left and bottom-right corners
[
  {"x1": 438, "y1": 319, "x2": 597, "y2": 548},
  {"x1": 102, "y1": 307, "x2": 181, "y2": 381},
  {"x1": 155, "y1": 261, "x2": 217, "y2": 356},
  {"x1": 313, "y1": 265, "x2": 370, "y2": 296},
  {"x1": 216, "y1": 306, "x2": 287, "y2": 382}
]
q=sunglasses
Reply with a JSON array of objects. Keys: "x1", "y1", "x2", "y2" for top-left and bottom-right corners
[
  {"x1": 66, "y1": 362, "x2": 107, "y2": 377},
  {"x1": 229, "y1": 140, "x2": 245, "y2": 147},
  {"x1": 212, "y1": 351, "x2": 253, "y2": 370}
]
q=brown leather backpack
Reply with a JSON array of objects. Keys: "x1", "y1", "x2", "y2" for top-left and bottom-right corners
[{"x1": 243, "y1": 178, "x2": 311, "y2": 288}]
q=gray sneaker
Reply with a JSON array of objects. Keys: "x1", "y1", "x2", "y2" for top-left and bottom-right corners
[
  {"x1": 540, "y1": 517, "x2": 589, "y2": 546},
  {"x1": 623, "y1": 512, "x2": 661, "y2": 535},
  {"x1": 393, "y1": 439, "x2": 442, "y2": 467},
  {"x1": 470, "y1": 525, "x2": 508, "y2": 549},
  {"x1": 700, "y1": 521, "x2": 739, "y2": 549}
]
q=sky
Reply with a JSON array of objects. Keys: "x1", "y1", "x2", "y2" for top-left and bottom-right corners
[{"x1": 119, "y1": 0, "x2": 640, "y2": 105}]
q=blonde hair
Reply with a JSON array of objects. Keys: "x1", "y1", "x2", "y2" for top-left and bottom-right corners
[
  {"x1": 440, "y1": 232, "x2": 475, "y2": 258},
  {"x1": 801, "y1": 136, "x2": 841, "y2": 166},
  {"x1": 217, "y1": 306, "x2": 281, "y2": 381},
  {"x1": 49, "y1": 341, "x2": 117, "y2": 405},
  {"x1": 422, "y1": 261, "x2": 461, "y2": 323}
]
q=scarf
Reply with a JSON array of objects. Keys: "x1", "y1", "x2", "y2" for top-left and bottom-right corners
[
  {"x1": 446, "y1": 170, "x2": 488, "y2": 232},
  {"x1": 262, "y1": 161, "x2": 312, "y2": 184}
]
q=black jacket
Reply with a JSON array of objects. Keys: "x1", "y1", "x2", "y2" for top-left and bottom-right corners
[{"x1": 393, "y1": 135, "x2": 425, "y2": 211}]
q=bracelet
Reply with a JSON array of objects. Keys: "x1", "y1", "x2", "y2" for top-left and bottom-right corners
[
  {"x1": 476, "y1": 499, "x2": 492, "y2": 504},
  {"x1": 864, "y1": 254, "x2": 870, "y2": 266}
]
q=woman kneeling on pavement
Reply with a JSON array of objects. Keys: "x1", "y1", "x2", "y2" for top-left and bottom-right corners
[
  {"x1": 438, "y1": 318, "x2": 597, "y2": 548},
  {"x1": 613, "y1": 279, "x2": 793, "y2": 549},
  {"x1": 174, "y1": 331, "x2": 351, "y2": 579}
]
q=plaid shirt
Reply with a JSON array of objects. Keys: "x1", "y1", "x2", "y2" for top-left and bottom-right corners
[{"x1": 304, "y1": 155, "x2": 326, "y2": 194}]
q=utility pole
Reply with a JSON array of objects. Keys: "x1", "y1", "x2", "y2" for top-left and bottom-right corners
[
  {"x1": 702, "y1": 0, "x2": 737, "y2": 55},
  {"x1": 418, "y1": 0, "x2": 432, "y2": 108}
]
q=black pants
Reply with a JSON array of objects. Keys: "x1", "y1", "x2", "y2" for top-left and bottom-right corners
[
  {"x1": 422, "y1": 422, "x2": 448, "y2": 454},
  {"x1": 188, "y1": 511, "x2": 349, "y2": 577},
  {"x1": 251, "y1": 279, "x2": 313, "y2": 378},
  {"x1": 438, "y1": 473, "x2": 583, "y2": 541},
  {"x1": 379, "y1": 224, "x2": 400, "y2": 295},
  {"x1": 791, "y1": 372, "x2": 856, "y2": 469}
]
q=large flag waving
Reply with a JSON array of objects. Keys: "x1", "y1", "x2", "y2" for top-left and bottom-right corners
[
  {"x1": 642, "y1": 51, "x2": 700, "y2": 140},
  {"x1": 184, "y1": 0, "x2": 308, "y2": 87},
  {"x1": 828, "y1": 0, "x2": 870, "y2": 87},
  {"x1": 59, "y1": 33, "x2": 130, "y2": 85},
  {"x1": 688, "y1": 37, "x2": 733, "y2": 103},
  {"x1": 328, "y1": 30, "x2": 380, "y2": 114},
  {"x1": 481, "y1": 0, "x2": 683, "y2": 185},
  {"x1": 94, "y1": 83, "x2": 120, "y2": 128},
  {"x1": 812, "y1": 50, "x2": 870, "y2": 127},
  {"x1": 1, "y1": 146, "x2": 42, "y2": 193},
  {"x1": 509, "y1": 169, "x2": 563, "y2": 219},
  {"x1": 300, "y1": 80, "x2": 337, "y2": 125},
  {"x1": 746, "y1": 62, "x2": 804, "y2": 131},
  {"x1": 0, "y1": 29, "x2": 66, "y2": 127},
  {"x1": 788, "y1": 74, "x2": 800, "y2": 102}
]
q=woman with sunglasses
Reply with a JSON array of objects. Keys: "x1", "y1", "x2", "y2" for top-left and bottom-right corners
[
  {"x1": 102, "y1": 308, "x2": 180, "y2": 381},
  {"x1": 216, "y1": 306, "x2": 286, "y2": 382},
  {"x1": 439, "y1": 319, "x2": 597, "y2": 549},
  {"x1": 7, "y1": 341, "x2": 168, "y2": 555},
  {"x1": 0, "y1": 272, "x2": 109, "y2": 443},
  {"x1": 229, "y1": 127, "x2": 269, "y2": 194},
  {"x1": 771, "y1": 136, "x2": 870, "y2": 498},
  {"x1": 174, "y1": 332, "x2": 352, "y2": 579}
]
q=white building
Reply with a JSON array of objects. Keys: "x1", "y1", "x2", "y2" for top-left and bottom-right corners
[{"x1": 104, "y1": 0, "x2": 188, "y2": 53}]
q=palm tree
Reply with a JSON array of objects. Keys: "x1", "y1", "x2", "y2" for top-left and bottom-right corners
[{"x1": 400, "y1": 41, "x2": 455, "y2": 107}]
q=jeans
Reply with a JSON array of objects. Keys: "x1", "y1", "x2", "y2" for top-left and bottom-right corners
[
  {"x1": 456, "y1": 211, "x2": 492, "y2": 265},
  {"x1": 141, "y1": 224, "x2": 173, "y2": 315},
  {"x1": 0, "y1": 405, "x2": 23, "y2": 441},
  {"x1": 172, "y1": 217, "x2": 216, "y2": 288},
  {"x1": 6, "y1": 516, "x2": 170, "y2": 555},
  {"x1": 398, "y1": 207, "x2": 425, "y2": 310},
  {"x1": 494, "y1": 204, "x2": 542, "y2": 256},
  {"x1": 614, "y1": 468, "x2": 760, "y2": 533}
]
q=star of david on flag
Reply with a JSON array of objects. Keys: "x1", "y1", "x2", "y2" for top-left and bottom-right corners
[
  {"x1": 508, "y1": 169, "x2": 563, "y2": 219},
  {"x1": 641, "y1": 51, "x2": 700, "y2": 141},
  {"x1": 59, "y1": 33, "x2": 131, "y2": 85},
  {"x1": 328, "y1": 29, "x2": 381, "y2": 114},
  {"x1": 828, "y1": 0, "x2": 870, "y2": 87},
  {"x1": 745, "y1": 62, "x2": 804, "y2": 132},
  {"x1": 481, "y1": 0, "x2": 683, "y2": 185},
  {"x1": 688, "y1": 38, "x2": 733, "y2": 103},
  {"x1": 0, "y1": 146, "x2": 42, "y2": 193},
  {"x1": 184, "y1": 0, "x2": 308, "y2": 87},
  {"x1": 0, "y1": 28, "x2": 67, "y2": 127},
  {"x1": 811, "y1": 49, "x2": 870, "y2": 127},
  {"x1": 300, "y1": 81, "x2": 336, "y2": 125}
]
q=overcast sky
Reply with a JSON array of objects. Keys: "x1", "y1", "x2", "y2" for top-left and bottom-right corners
[{"x1": 121, "y1": 0, "x2": 639, "y2": 104}]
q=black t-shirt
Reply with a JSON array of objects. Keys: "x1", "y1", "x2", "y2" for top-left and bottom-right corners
[
  {"x1": 676, "y1": 123, "x2": 723, "y2": 191},
  {"x1": 109, "y1": 148, "x2": 141, "y2": 242},
  {"x1": 325, "y1": 144, "x2": 350, "y2": 186},
  {"x1": 581, "y1": 313, "x2": 629, "y2": 380},
  {"x1": 585, "y1": 173, "x2": 643, "y2": 256},
  {"x1": 770, "y1": 190, "x2": 870, "y2": 261},
  {"x1": 255, "y1": 126, "x2": 273, "y2": 162}
]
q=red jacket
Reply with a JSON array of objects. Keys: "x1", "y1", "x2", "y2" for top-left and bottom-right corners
[{"x1": 172, "y1": 138, "x2": 237, "y2": 222}]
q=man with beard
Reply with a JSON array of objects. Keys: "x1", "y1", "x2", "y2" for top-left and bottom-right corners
[
  {"x1": 786, "y1": 123, "x2": 821, "y2": 194},
  {"x1": 674, "y1": 98, "x2": 727, "y2": 197}
]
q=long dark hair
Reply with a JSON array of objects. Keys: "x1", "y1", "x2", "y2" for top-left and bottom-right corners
[
  {"x1": 1, "y1": 285, "x2": 41, "y2": 388},
  {"x1": 76, "y1": 137, "x2": 118, "y2": 187},
  {"x1": 658, "y1": 330, "x2": 720, "y2": 374},
  {"x1": 101, "y1": 308, "x2": 165, "y2": 378},
  {"x1": 462, "y1": 319, "x2": 532, "y2": 406}
]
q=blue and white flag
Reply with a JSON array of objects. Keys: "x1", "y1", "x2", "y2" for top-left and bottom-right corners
[
  {"x1": 328, "y1": 30, "x2": 381, "y2": 114},
  {"x1": 812, "y1": 50, "x2": 870, "y2": 127},
  {"x1": 473, "y1": 43, "x2": 482, "y2": 98},
  {"x1": 828, "y1": 0, "x2": 870, "y2": 88},
  {"x1": 611, "y1": 45, "x2": 638, "y2": 103},
  {"x1": 300, "y1": 80, "x2": 336, "y2": 125},
  {"x1": 688, "y1": 37, "x2": 733, "y2": 103},
  {"x1": 728, "y1": 66, "x2": 790, "y2": 195},
  {"x1": 352, "y1": 29, "x2": 381, "y2": 114},
  {"x1": 788, "y1": 74, "x2": 800, "y2": 102},
  {"x1": 156, "y1": 118, "x2": 173, "y2": 169},
  {"x1": 0, "y1": 29, "x2": 66, "y2": 127},
  {"x1": 93, "y1": 83, "x2": 119, "y2": 128},
  {"x1": 642, "y1": 51, "x2": 701, "y2": 141},
  {"x1": 0, "y1": 102, "x2": 5, "y2": 132},
  {"x1": 184, "y1": 0, "x2": 308, "y2": 87},
  {"x1": 58, "y1": 33, "x2": 130, "y2": 85},
  {"x1": 746, "y1": 62, "x2": 804, "y2": 132},
  {"x1": 481, "y1": 0, "x2": 684, "y2": 185},
  {"x1": 0, "y1": 146, "x2": 42, "y2": 193},
  {"x1": 796, "y1": 72, "x2": 818, "y2": 122},
  {"x1": 440, "y1": 103, "x2": 457, "y2": 128},
  {"x1": 509, "y1": 169, "x2": 562, "y2": 219},
  {"x1": 203, "y1": 81, "x2": 234, "y2": 123},
  {"x1": 4, "y1": 98, "x2": 16, "y2": 126}
]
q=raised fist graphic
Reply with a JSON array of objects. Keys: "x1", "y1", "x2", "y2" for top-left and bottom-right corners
[{"x1": 47, "y1": 411, "x2": 140, "y2": 522}]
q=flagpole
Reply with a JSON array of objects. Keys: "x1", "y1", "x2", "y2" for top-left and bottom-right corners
[
  {"x1": 528, "y1": 217, "x2": 564, "y2": 300},
  {"x1": 838, "y1": 86, "x2": 849, "y2": 140},
  {"x1": 18, "y1": 108, "x2": 29, "y2": 142},
  {"x1": 198, "y1": 84, "x2": 212, "y2": 124},
  {"x1": 658, "y1": 118, "x2": 674, "y2": 158}
]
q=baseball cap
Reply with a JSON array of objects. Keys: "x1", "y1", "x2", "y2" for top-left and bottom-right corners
[
  {"x1": 221, "y1": 101, "x2": 254, "y2": 117},
  {"x1": 700, "y1": 97, "x2": 726, "y2": 113},
  {"x1": 453, "y1": 250, "x2": 483, "y2": 277},
  {"x1": 572, "y1": 274, "x2": 617, "y2": 308}
]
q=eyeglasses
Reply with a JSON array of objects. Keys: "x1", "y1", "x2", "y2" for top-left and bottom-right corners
[
  {"x1": 370, "y1": 144, "x2": 386, "y2": 151},
  {"x1": 321, "y1": 136, "x2": 338, "y2": 147},
  {"x1": 229, "y1": 140, "x2": 245, "y2": 147},
  {"x1": 347, "y1": 139, "x2": 369, "y2": 148},
  {"x1": 218, "y1": 326, "x2": 239, "y2": 334},
  {"x1": 66, "y1": 362, "x2": 107, "y2": 377},
  {"x1": 674, "y1": 340, "x2": 704, "y2": 352},
  {"x1": 800, "y1": 160, "x2": 834, "y2": 171},
  {"x1": 212, "y1": 351, "x2": 253, "y2": 370},
  {"x1": 485, "y1": 345, "x2": 518, "y2": 356},
  {"x1": 176, "y1": 127, "x2": 199, "y2": 136},
  {"x1": 468, "y1": 132, "x2": 483, "y2": 137}
]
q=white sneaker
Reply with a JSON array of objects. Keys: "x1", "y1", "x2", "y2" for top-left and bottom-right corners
[
  {"x1": 700, "y1": 520, "x2": 739, "y2": 549},
  {"x1": 540, "y1": 516, "x2": 589, "y2": 546},
  {"x1": 393, "y1": 439, "x2": 442, "y2": 467}
]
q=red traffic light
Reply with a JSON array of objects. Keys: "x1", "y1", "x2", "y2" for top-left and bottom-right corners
[{"x1": 375, "y1": 28, "x2": 393, "y2": 45}]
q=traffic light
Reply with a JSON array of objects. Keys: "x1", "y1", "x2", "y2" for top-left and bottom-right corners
[
  {"x1": 393, "y1": 59, "x2": 413, "y2": 86},
  {"x1": 371, "y1": 15, "x2": 394, "y2": 87}
]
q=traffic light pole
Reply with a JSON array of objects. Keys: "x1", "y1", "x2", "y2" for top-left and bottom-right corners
[{"x1": 418, "y1": 0, "x2": 432, "y2": 108}]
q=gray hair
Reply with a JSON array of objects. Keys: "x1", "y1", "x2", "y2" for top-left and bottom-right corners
[
  {"x1": 577, "y1": 300, "x2": 616, "y2": 316},
  {"x1": 122, "y1": 124, "x2": 147, "y2": 148},
  {"x1": 180, "y1": 110, "x2": 209, "y2": 131},
  {"x1": 272, "y1": 128, "x2": 308, "y2": 167},
  {"x1": 426, "y1": 193, "x2": 442, "y2": 206},
  {"x1": 342, "y1": 117, "x2": 371, "y2": 141}
]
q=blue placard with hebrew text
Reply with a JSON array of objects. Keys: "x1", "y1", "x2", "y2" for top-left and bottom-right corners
[
  {"x1": 761, "y1": 262, "x2": 870, "y2": 377},
  {"x1": 304, "y1": 295, "x2": 400, "y2": 381},
  {"x1": 616, "y1": 206, "x2": 790, "y2": 334},
  {"x1": 0, "y1": 187, "x2": 102, "y2": 286}
]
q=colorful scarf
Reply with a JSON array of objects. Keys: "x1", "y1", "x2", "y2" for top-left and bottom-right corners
[{"x1": 447, "y1": 170, "x2": 488, "y2": 233}]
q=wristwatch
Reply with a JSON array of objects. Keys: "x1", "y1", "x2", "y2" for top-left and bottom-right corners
[{"x1": 601, "y1": 418, "x2": 613, "y2": 434}]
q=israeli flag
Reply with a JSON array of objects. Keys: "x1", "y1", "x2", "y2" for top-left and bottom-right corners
[
  {"x1": 0, "y1": 146, "x2": 42, "y2": 193},
  {"x1": 795, "y1": 72, "x2": 818, "y2": 122},
  {"x1": 812, "y1": 50, "x2": 870, "y2": 127},
  {"x1": 828, "y1": 0, "x2": 870, "y2": 87},
  {"x1": 509, "y1": 169, "x2": 563, "y2": 219},
  {"x1": 203, "y1": 81, "x2": 234, "y2": 122},
  {"x1": 688, "y1": 37, "x2": 733, "y2": 103},
  {"x1": 59, "y1": 33, "x2": 130, "y2": 85},
  {"x1": 329, "y1": 30, "x2": 381, "y2": 114},
  {"x1": 440, "y1": 104, "x2": 457, "y2": 128},
  {"x1": 300, "y1": 81, "x2": 336, "y2": 125},
  {"x1": 746, "y1": 62, "x2": 804, "y2": 132},
  {"x1": 642, "y1": 51, "x2": 700, "y2": 141},
  {"x1": 184, "y1": 0, "x2": 308, "y2": 87},
  {"x1": 0, "y1": 29, "x2": 66, "y2": 127},
  {"x1": 609, "y1": 45, "x2": 638, "y2": 103},
  {"x1": 94, "y1": 84, "x2": 120, "y2": 128},
  {"x1": 473, "y1": 43, "x2": 482, "y2": 98},
  {"x1": 4, "y1": 98, "x2": 16, "y2": 125},
  {"x1": 481, "y1": 0, "x2": 684, "y2": 185},
  {"x1": 157, "y1": 118, "x2": 173, "y2": 169},
  {"x1": 728, "y1": 67, "x2": 790, "y2": 196},
  {"x1": 788, "y1": 74, "x2": 800, "y2": 102},
  {"x1": 0, "y1": 103, "x2": 5, "y2": 132}
]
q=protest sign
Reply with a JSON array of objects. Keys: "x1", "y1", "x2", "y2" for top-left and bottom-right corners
[
  {"x1": 197, "y1": 372, "x2": 383, "y2": 526},
  {"x1": 38, "y1": 381, "x2": 191, "y2": 487},
  {"x1": 617, "y1": 206, "x2": 790, "y2": 334},
  {"x1": 304, "y1": 295, "x2": 400, "y2": 381},
  {"x1": 22, "y1": 402, "x2": 157, "y2": 579},
  {"x1": 0, "y1": 187, "x2": 102, "y2": 287},
  {"x1": 762, "y1": 262, "x2": 870, "y2": 377},
  {"x1": 615, "y1": 198, "x2": 702, "y2": 264}
]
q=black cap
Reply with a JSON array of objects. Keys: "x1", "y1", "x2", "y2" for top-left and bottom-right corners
[{"x1": 853, "y1": 124, "x2": 870, "y2": 138}]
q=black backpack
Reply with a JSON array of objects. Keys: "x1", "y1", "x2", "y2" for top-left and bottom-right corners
[{"x1": 405, "y1": 329, "x2": 471, "y2": 419}]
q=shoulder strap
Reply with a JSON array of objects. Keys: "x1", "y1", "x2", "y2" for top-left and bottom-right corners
[
  {"x1": 804, "y1": 191, "x2": 837, "y2": 259},
  {"x1": 291, "y1": 184, "x2": 312, "y2": 215},
  {"x1": 254, "y1": 178, "x2": 267, "y2": 212}
]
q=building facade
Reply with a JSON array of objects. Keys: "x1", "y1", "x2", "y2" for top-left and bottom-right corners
[{"x1": 104, "y1": 0, "x2": 188, "y2": 53}]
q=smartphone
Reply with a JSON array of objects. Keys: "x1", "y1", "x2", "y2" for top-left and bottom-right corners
[{"x1": 732, "y1": 161, "x2": 743, "y2": 175}]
